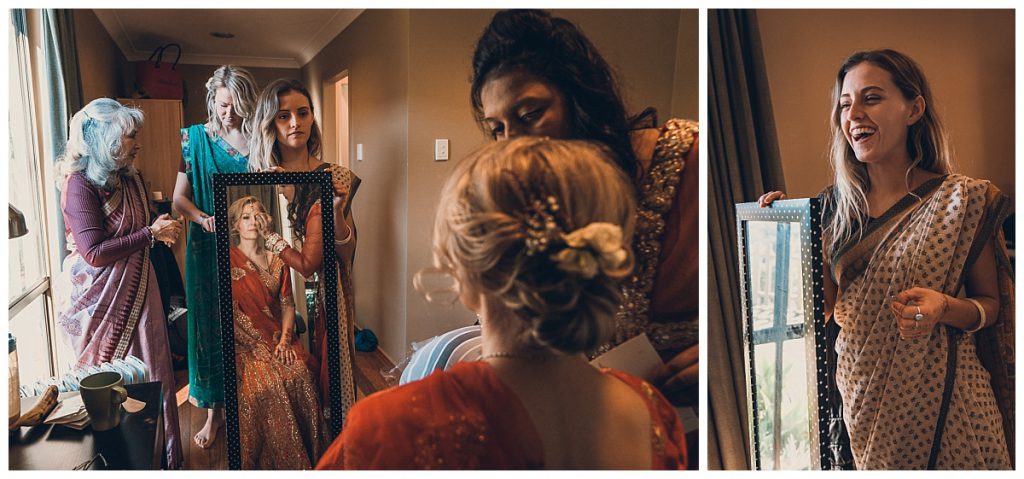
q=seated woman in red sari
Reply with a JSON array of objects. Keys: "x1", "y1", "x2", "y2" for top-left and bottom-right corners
[
  {"x1": 227, "y1": 196, "x2": 326, "y2": 469},
  {"x1": 54, "y1": 98, "x2": 183, "y2": 468},
  {"x1": 317, "y1": 138, "x2": 686, "y2": 469}
]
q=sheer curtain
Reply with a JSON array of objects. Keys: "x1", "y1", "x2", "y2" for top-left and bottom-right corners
[
  {"x1": 707, "y1": 9, "x2": 787, "y2": 470},
  {"x1": 43, "y1": 9, "x2": 82, "y2": 264}
]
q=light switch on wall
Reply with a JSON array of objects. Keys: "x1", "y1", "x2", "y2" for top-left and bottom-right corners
[
  {"x1": 435, "y1": 139, "x2": 449, "y2": 161},
  {"x1": 356, "y1": 143, "x2": 363, "y2": 161}
]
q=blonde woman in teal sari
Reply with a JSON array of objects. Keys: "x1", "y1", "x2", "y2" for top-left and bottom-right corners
[{"x1": 172, "y1": 65, "x2": 260, "y2": 449}]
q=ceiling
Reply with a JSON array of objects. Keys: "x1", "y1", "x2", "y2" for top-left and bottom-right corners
[{"x1": 93, "y1": 9, "x2": 364, "y2": 69}]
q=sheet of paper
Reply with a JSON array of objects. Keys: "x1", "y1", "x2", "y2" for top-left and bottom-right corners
[
  {"x1": 44, "y1": 394, "x2": 86, "y2": 424},
  {"x1": 591, "y1": 334, "x2": 700, "y2": 434},
  {"x1": 589, "y1": 333, "x2": 662, "y2": 382},
  {"x1": 678, "y1": 406, "x2": 699, "y2": 434},
  {"x1": 62, "y1": 416, "x2": 92, "y2": 430},
  {"x1": 123, "y1": 396, "x2": 146, "y2": 414}
]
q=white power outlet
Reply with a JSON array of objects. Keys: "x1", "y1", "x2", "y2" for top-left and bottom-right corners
[
  {"x1": 435, "y1": 139, "x2": 449, "y2": 161},
  {"x1": 356, "y1": 144, "x2": 363, "y2": 161}
]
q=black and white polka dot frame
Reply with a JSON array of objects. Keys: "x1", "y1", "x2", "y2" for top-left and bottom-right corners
[
  {"x1": 735, "y1": 198, "x2": 828, "y2": 470},
  {"x1": 213, "y1": 171, "x2": 343, "y2": 470}
]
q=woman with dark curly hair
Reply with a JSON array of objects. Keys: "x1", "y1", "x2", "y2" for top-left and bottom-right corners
[
  {"x1": 403, "y1": 9, "x2": 697, "y2": 420},
  {"x1": 470, "y1": 10, "x2": 700, "y2": 399}
]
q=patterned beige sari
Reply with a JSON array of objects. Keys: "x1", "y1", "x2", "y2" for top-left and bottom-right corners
[{"x1": 830, "y1": 174, "x2": 1014, "y2": 469}]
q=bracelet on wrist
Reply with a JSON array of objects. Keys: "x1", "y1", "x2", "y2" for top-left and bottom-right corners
[
  {"x1": 964, "y1": 298, "x2": 987, "y2": 333},
  {"x1": 146, "y1": 226, "x2": 156, "y2": 248},
  {"x1": 265, "y1": 232, "x2": 288, "y2": 255},
  {"x1": 335, "y1": 224, "x2": 354, "y2": 246}
]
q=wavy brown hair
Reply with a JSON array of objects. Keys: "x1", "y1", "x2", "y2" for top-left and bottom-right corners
[
  {"x1": 249, "y1": 79, "x2": 323, "y2": 170},
  {"x1": 826, "y1": 49, "x2": 952, "y2": 254}
]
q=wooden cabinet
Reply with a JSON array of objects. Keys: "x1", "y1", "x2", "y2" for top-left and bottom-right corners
[{"x1": 118, "y1": 98, "x2": 185, "y2": 276}]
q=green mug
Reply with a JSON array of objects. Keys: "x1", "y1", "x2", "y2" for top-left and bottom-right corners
[{"x1": 80, "y1": 371, "x2": 128, "y2": 431}]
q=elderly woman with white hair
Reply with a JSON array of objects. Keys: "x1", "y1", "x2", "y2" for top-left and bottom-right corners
[{"x1": 55, "y1": 97, "x2": 184, "y2": 468}]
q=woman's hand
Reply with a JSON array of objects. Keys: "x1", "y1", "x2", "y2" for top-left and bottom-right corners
[
  {"x1": 330, "y1": 173, "x2": 350, "y2": 200},
  {"x1": 654, "y1": 344, "x2": 698, "y2": 407},
  {"x1": 890, "y1": 287, "x2": 949, "y2": 340},
  {"x1": 150, "y1": 214, "x2": 183, "y2": 245},
  {"x1": 274, "y1": 339, "x2": 296, "y2": 366},
  {"x1": 758, "y1": 191, "x2": 787, "y2": 208},
  {"x1": 263, "y1": 166, "x2": 285, "y2": 173},
  {"x1": 255, "y1": 212, "x2": 273, "y2": 238},
  {"x1": 197, "y1": 214, "x2": 216, "y2": 233}
]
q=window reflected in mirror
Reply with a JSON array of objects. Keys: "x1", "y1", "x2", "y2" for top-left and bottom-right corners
[{"x1": 736, "y1": 199, "x2": 829, "y2": 470}]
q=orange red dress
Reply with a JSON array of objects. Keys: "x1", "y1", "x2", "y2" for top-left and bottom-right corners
[
  {"x1": 230, "y1": 247, "x2": 326, "y2": 469},
  {"x1": 315, "y1": 361, "x2": 686, "y2": 469}
]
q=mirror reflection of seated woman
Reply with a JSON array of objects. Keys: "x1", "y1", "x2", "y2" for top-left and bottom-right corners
[
  {"x1": 316, "y1": 138, "x2": 686, "y2": 469},
  {"x1": 227, "y1": 196, "x2": 326, "y2": 469},
  {"x1": 250, "y1": 79, "x2": 360, "y2": 416},
  {"x1": 760, "y1": 49, "x2": 1013, "y2": 469}
]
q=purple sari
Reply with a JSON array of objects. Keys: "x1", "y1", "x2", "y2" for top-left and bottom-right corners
[{"x1": 56, "y1": 170, "x2": 183, "y2": 469}]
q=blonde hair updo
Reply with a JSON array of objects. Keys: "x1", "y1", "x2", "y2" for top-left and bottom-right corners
[{"x1": 429, "y1": 137, "x2": 636, "y2": 354}]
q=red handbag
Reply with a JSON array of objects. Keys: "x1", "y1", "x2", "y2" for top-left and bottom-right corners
[{"x1": 135, "y1": 43, "x2": 183, "y2": 100}]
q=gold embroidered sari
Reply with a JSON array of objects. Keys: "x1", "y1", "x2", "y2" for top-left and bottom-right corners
[
  {"x1": 230, "y1": 247, "x2": 327, "y2": 469},
  {"x1": 830, "y1": 174, "x2": 1014, "y2": 469}
]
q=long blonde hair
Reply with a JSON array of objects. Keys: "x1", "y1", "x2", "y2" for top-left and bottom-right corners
[
  {"x1": 826, "y1": 49, "x2": 952, "y2": 254},
  {"x1": 205, "y1": 65, "x2": 259, "y2": 141},
  {"x1": 427, "y1": 137, "x2": 636, "y2": 354},
  {"x1": 248, "y1": 79, "x2": 323, "y2": 170}
]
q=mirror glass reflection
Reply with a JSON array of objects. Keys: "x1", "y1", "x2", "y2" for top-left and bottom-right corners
[
  {"x1": 746, "y1": 220, "x2": 811, "y2": 470},
  {"x1": 224, "y1": 182, "x2": 333, "y2": 469}
]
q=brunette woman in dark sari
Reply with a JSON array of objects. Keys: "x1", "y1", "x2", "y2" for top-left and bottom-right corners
[{"x1": 250, "y1": 79, "x2": 360, "y2": 422}]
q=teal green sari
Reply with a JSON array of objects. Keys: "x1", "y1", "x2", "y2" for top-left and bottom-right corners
[{"x1": 181, "y1": 124, "x2": 250, "y2": 408}]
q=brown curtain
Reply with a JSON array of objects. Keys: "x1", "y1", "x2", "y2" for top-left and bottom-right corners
[{"x1": 707, "y1": 9, "x2": 787, "y2": 470}]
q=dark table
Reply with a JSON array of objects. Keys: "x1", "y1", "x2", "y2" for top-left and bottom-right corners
[{"x1": 8, "y1": 381, "x2": 164, "y2": 470}]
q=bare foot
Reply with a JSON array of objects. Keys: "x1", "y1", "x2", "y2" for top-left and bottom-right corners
[{"x1": 194, "y1": 408, "x2": 223, "y2": 449}]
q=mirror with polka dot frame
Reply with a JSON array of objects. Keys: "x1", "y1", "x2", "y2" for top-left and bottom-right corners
[
  {"x1": 213, "y1": 171, "x2": 349, "y2": 470},
  {"x1": 735, "y1": 198, "x2": 831, "y2": 470}
]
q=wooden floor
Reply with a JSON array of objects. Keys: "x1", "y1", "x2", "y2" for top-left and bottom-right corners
[{"x1": 173, "y1": 345, "x2": 395, "y2": 469}]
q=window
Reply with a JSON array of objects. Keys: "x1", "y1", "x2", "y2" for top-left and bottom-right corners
[{"x1": 7, "y1": 9, "x2": 73, "y2": 386}]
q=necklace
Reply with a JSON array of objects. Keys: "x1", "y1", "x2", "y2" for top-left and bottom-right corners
[
  {"x1": 479, "y1": 351, "x2": 569, "y2": 361},
  {"x1": 241, "y1": 247, "x2": 269, "y2": 271}
]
